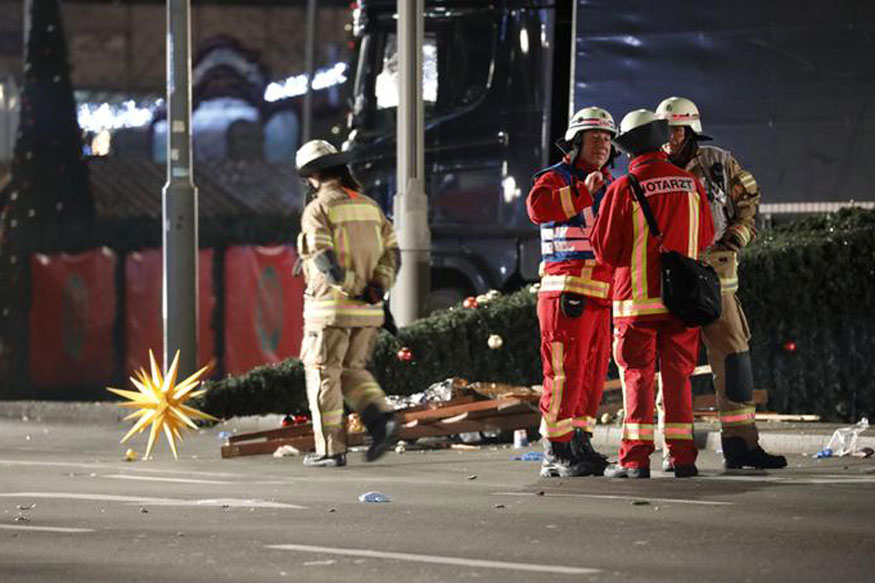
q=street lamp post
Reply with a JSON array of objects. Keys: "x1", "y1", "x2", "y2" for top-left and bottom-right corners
[
  {"x1": 162, "y1": 0, "x2": 198, "y2": 376},
  {"x1": 391, "y1": 0, "x2": 430, "y2": 326}
]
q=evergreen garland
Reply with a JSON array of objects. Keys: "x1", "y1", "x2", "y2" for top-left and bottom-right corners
[{"x1": 194, "y1": 208, "x2": 875, "y2": 423}]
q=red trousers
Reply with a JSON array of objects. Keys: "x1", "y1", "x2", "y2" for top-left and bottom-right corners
[
  {"x1": 537, "y1": 295, "x2": 612, "y2": 441},
  {"x1": 613, "y1": 318, "x2": 700, "y2": 468}
]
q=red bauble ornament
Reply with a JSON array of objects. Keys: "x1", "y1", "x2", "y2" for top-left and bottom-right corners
[
  {"x1": 293, "y1": 414, "x2": 309, "y2": 425},
  {"x1": 397, "y1": 347, "x2": 413, "y2": 362},
  {"x1": 783, "y1": 340, "x2": 797, "y2": 353},
  {"x1": 281, "y1": 415, "x2": 294, "y2": 427},
  {"x1": 462, "y1": 296, "x2": 478, "y2": 309}
]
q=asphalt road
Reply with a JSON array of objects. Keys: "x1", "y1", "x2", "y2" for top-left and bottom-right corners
[{"x1": 1, "y1": 417, "x2": 874, "y2": 583}]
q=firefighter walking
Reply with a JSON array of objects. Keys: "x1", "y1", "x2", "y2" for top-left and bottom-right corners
[
  {"x1": 295, "y1": 139, "x2": 400, "y2": 467},
  {"x1": 526, "y1": 106, "x2": 617, "y2": 477},
  {"x1": 655, "y1": 96, "x2": 786, "y2": 470},
  {"x1": 592, "y1": 110, "x2": 715, "y2": 478}
]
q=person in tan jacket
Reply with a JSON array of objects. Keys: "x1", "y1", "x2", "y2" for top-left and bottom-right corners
[
  {"x1": 295, "y1": 139, "x2": 400, "y2": 467},
  {"x1": 656, "y1": 97, "x2": 786, "y2": 470}
]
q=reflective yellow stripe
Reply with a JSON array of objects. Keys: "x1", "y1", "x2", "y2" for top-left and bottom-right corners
[
  {"x1": 720, "y1": 276, "x2": 739, "y2": 294},
  {"x1": 623, "y1": 422, "x2": 655, "y2": 441},
  {"x1": 687, "y1": 190, "x2": 699, "y2": 257},
  {"x1": 559, "y1": 186, "x2": 576, "y2": 219},
  {"x1": 663, "y1": 422, "x2": 694, "y2": 440},
  {"x1": 329, "y1": 202, "x2": 382, "y2": 224},
  {"x1": 737, "y1": 170, "x2": 757, "y2": 193},
  {"x1": 631, "y1": 201, "x2": 648, "y2": 300},
  {"x1": 374, "y1": 224, "x2": 384, "y2": 256},
  {"x1": 540, "y1": 417, "x2": 574, "y2": 439},
  {"x1": 720, "y1": 406, "x2": 756, "y2": 426},
  {"x1": 613, "y1": 297, "x2": 669, "y2": 318},
  {"x1": 548, "y1": 341, "x2": 565, "y2": 421},
  {"x1": 304, "y1": 298, "x2": 383, "y2": 319},
  {"x1": 321, "y1": 409, "x2": 345, "y2": 428},
  {"x1": 308, "y1": 232, "x2": 334, "y2": 250},
  {"x1": 540, "y1": 274, "x2": 610, "y2": 298},
  {"x1": 726, "y1": 224, "x2": 751, "y2": 246},
  {"x1": 571, "y1": 416, "x2": 595, "y2": 430}
]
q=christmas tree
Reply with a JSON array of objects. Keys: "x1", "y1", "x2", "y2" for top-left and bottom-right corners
[{"x1": 0, "y1": 0, "x2": 94, "y2": 395}]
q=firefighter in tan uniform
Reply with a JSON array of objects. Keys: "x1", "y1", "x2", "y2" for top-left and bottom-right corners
[
  {"x1": 295, "y1": 139, "x2": 400, "y2": 467},
  {"x1": 656, "y1": 97, "x2": 786, "y2": 469}
]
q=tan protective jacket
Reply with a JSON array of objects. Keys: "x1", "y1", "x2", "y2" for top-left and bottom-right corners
[
  {"x1": 297, "y1": 181, "x2": 398, "y2": 328},
  {"x1": 686, "y1": 145, "x2": 760, "y2": 293}
]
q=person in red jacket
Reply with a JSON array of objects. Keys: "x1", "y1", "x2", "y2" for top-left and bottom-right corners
[
  {"x1": 526, "y1": 106, "x2": 617, "y2": 477},
  {"x1": 591, "y1": 110, "x2": 715, "y2": 478}
]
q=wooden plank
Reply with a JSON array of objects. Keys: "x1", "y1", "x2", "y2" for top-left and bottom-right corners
[
  {"x1": 398, "y1": 397, "x2": 525, "y2": 423},
  {"x1": 221, "y1": 432, "x2": 368, "y2": 459},
  {"x1": 227, "y1": 422, "x2": 314, "y2": 444},
  {"x1": 399, "y1": 412, "x2": 541, "y2": 440}
]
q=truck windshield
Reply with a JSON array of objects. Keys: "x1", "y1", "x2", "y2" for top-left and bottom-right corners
[{"x1": 352, "y1": 15, "x2": 495, "y2": 137}]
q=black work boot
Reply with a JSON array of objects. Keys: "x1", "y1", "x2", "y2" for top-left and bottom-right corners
[
  {"x1": 571, "y1": 429, "x2": 609, "y2": 475},
  {"x1": 540, "y1": 439, "x2": 587, "y2": 477},
  {"x1": 302, "y1": 452, "x2": 347, "y2": 468},
  {"x1": 722, "y1": 436, "x2": 787, "y2": 469},
  {"x1": 360, "y1": 404, "x2": 399, "y2": 462}
]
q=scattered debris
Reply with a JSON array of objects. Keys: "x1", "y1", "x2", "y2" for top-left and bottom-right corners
[
  {"x1": 14, "y1": 515, "x2": 30, "y2": 523},
  {"x1": 815, "y1": 448, "x2": 833, "y2": 459},
  {"x1": 513, "y1": 429, "x2": 529, "y2": 448},
  {"x1": 16, "y1": 503, "x2": 35, "y2": 511},
  {"x1": 632, "y1": 500, "x2": 650, "y2": 506},
  {"x1": 824, "y1": 417, "x2": 869, "y2": 457},
  {"x1": 358, "y1": 491, "x2": 390, "y2": 503},
  {"x1": 139, "y1": 507, "x2": 149, "y2": 513},
  {"x1": 535, "y1": 490, "x2": 545, "y2": 496},
  {"x1": 303, "y1": 560, "x2": 337, "y2": 567},
  {"x1": 467, "y1": 474, "x2": 478, "y2": 480},
  {"x1": 395, "y1": 443, "x2": 406, "y2": 454},
  {"x1": 451, "y1": 443, "x2": 480, "y2": 451},
  {"x1": 272, "y1": 445, "x2": 300, "y2": 458},
  {"x1": 493, "y1": 503, "x2": 506, "y2": 509},
  {"x1": 123, "y1": 448, "x2": 139, "y2": 462},
  {"x1": 513, "y1": 451, "x2": 544, "y2": 462},
  {"x1": 327, "y1": 507, "x2": 337, "y2": 513},
  {"x1": 852, "y1": 447, "x2": 874, "y2": 458}
]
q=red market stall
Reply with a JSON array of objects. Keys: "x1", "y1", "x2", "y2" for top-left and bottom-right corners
[
  {"x1": 29, "y1": 248, "x2": 117, "y2": 388},
  {"x1": 124, "y1": 248, "x2": 216, "y2": 375},
  {"x1": 223, "y1": 245, "x2": 304, "y2": 375}
]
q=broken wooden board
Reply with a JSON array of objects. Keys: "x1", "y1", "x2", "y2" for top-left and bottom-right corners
[{"x1": 221, "y1": 395, "x2": 540, "y2": 458}]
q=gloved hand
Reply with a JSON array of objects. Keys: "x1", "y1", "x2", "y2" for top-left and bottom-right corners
[
  {"x1": 559, "y1": 292, "x2": 585, "y2": 318},
  {"x1": 362, "y1": 281, "x2": 385, "y2": 305}
]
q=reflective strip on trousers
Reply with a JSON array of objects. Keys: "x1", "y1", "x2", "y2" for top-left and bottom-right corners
[
  {"x1": 623, "y1": 423, "x2": 655, "y2": 441},
  {"x1": 663, "y1": 422, "x2": 694, "y2": 440},
  {"x1": 720, "y1": 406, "x2": 756, "y2": 427}
]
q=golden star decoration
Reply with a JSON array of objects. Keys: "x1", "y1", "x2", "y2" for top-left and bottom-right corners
[{"x1": 107, "y1": 350, "x2": 217, "y2": 459}]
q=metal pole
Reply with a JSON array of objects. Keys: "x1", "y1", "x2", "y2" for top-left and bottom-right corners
[
  {"x1": 302, "y1": 0, "x2": 316, "y2": 142},
  {"x1": 568, "y1": 0, "x2": 578, "y2": 122},
  {"x1": 390, "y1": 0, "x2": 430, "y2": 326},
  {"x1": 162, "y1": 0, "x2": 198, "y2": 376}
]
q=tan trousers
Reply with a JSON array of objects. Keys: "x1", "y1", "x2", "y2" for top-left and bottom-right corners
[
  {"x1": 300, "y1": 325, "x2": 390, "y2": 456},
  {"x1": 702, "y1": 250, "x2": 759, "y2": 446}
]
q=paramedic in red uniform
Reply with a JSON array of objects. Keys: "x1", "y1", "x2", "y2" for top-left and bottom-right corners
[
  {"x1": 591, "y1": 110, "x2": 714, "y2": 478},
  {"x1": 526, "y1": 106, "x2": 617, "y2": 477}
]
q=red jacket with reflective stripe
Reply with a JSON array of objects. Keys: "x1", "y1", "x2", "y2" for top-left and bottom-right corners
[
  {"x1": 526, "y1": 158, "x2": 614, "y2": 304},
  {"x1": 591, "y1": 151, "x2": 714, "y2": 323}
]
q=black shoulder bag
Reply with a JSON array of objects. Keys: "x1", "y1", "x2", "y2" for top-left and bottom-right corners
[{"x1": 627, "y1": 174, "x2": 722, "y2": 327}]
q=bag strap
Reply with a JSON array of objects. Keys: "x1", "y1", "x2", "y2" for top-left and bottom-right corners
[{"x1": 627, "y1": 173, "x2": 665, "y2": 248}]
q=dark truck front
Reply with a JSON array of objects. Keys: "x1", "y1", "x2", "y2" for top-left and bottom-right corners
[{"x1": 345, "y1": 0, "x2": 573, "y2": 311}]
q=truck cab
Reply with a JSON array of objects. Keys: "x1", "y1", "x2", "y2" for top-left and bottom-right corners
[{"x1": 345, "y1": 0, "x2": 572, "y2": 311}]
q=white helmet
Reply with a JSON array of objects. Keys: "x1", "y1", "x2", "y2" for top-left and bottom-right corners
[
  {"x1": 295, "y1": 139, "x2": 351, "y2": 176},
  {"x1": 655, "y1": 96, "x2": 712, "y2": 140},
  {"x1": 564, "y1": 106, "x2": 617, "y2": 142},
  {"x1": 613, "y1": 109, "x2": 669, "y2": 156}
]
